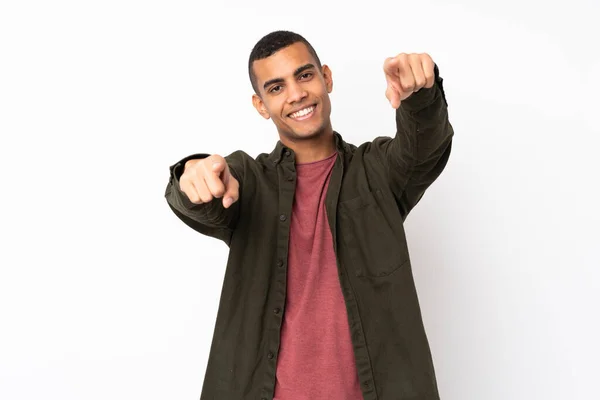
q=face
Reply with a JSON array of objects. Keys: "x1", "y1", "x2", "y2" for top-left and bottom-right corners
[{"x1": 251, "y1": 42, "x2": 333, "y2": 142}]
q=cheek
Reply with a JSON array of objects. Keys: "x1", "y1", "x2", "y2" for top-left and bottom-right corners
[{"x1": 267, "y1": 100, "x2": 285, "y2": 118}]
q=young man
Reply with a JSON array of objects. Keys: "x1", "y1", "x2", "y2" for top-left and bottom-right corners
[{"x1": 165, "y1": 30, "x2": 453, "y2": 400}]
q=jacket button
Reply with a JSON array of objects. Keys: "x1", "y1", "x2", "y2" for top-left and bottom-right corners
[
  {"x1": 285, "y1": 150, "x2": 291, "y2": 157},
  {"x1": 274, "y1": 308, "x2": 281, "y2": 314},
  {"x1": 279, "y1": 214, "x2": 286, "y2": 221},
  {"x1": 277, "y1": 260, "x2": 284, "y2": 268},
  {"x1": 287, "y1": 176, "x2": 294, "y2": 181},
  {"x1": 268, "y1": 352, "x2": 274, "y2": 359}
]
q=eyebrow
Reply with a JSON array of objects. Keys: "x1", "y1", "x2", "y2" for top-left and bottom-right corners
[{"x1": 262, "y1": 63, "x2": 316, "y2": 91}]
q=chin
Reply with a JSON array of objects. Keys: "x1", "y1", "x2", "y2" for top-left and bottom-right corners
[
  {"x1": 292, "y1": 128, "x2": 324, "y2": 140},
  {"x1": 277, "y1": 118, "x2": 330, "y2": 141},
  {"x1": 294, "y1": 121, "x2": 329, "y2": 138}
]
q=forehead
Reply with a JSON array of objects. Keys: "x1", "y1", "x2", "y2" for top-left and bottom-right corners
[{"x1": 252, "y1": 42, "x2": 317, "y2": 83}]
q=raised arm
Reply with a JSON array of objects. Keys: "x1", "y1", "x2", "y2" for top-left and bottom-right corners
[{"x1": 371, "y1": 53, "x2": 454, "y2": 219}]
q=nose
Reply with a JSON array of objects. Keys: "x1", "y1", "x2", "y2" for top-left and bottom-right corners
[{"x1": 287, "y1": 81, "x2": 307, "y2": 104}]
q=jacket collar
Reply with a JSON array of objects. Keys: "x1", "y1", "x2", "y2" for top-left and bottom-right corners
[{"x1": 267, "y1": 131, "x2": 350, "y2": 165}]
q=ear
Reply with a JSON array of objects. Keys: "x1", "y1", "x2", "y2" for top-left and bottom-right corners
[
  {"x1": 322, "y1": 64, "x2": 333, "y2": 93},
  {"x1": 252, "y1": 93, "x2": 270, "y2": 119}
]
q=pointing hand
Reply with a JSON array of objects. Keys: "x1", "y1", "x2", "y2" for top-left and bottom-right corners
[
  {"x1": 384, "y1": 53, "x2": 435, "y2": 109},
  {"x1": 179, "y1": 155, "x2": 240, "y2": 209}
]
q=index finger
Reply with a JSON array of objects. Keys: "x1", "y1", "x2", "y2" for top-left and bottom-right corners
[
  {"x1": 203, "y1": 162, "x2": 227, "y2": 198},
  {"x1": 384, "y1": 56, "x2": 413, "y2": 98}
]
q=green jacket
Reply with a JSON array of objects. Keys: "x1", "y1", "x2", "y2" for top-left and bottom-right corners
[{"x1": 165, "y1": 64, "x2": 454, "y2": 400}]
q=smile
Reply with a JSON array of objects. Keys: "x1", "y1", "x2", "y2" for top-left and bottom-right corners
[{"x1": 289, "y1": 105, "x2": 316, "y2": 121}]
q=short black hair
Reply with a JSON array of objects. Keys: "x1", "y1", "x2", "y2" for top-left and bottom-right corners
[{"x1": 248, "y1": 30, "x2": 322, "y2": 94}]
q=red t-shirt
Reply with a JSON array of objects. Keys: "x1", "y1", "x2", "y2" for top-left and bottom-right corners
[{"x1": 273, "y1": 152, "x2": 363, "y2": 400}]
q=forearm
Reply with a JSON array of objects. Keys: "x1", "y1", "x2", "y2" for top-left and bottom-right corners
[
  {"x1": 383, "y1": 64, "x2": 454, "y2": 215},
  {"x1": 394, "y1": 63, "x2": 453, "y2": 170}
]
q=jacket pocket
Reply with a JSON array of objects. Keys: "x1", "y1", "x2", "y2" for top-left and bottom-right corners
[{"x1": 339, "y1": 189, "x2": 409, "y2": 277}]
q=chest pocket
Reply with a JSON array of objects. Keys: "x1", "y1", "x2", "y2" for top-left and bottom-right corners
[{"x1": 338, "y1": 189, "x2": 409, "y2": 278}]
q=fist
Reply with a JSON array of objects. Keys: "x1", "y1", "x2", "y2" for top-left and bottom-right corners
[
  {"x1": 179, "y1": 155, "x2": 240, "y2": 208},
  {"x1": 383, "y1": 53, "x2": 435, "y2": 109}
]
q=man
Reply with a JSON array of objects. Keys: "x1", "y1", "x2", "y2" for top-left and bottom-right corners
[{"x1": 165, "y1": 30, "x2": 453, "y2": 400}]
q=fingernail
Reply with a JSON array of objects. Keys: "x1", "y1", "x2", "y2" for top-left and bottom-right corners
[{"x1": 223, "y1": 197, "x2": 233, "y2": 208}]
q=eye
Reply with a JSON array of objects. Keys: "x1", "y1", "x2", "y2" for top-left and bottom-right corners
[
  {"x1": 269, "y1": 85, "x2": 282, "y2": 94},
  {"x1": 299, "y1": 72, "x2": 313, "y2": 80}
]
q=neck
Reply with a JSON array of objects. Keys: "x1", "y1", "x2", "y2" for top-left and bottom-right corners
[{"x1": 279, "y1": 130, "x2": 336, "y2": 164}]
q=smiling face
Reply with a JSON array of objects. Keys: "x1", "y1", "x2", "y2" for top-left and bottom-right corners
[{"x1": 251, "y1": 42, "x2": 333, "y2": 143}]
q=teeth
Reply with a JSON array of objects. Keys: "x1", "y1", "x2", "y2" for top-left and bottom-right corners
[{"x1": 291, "y1": 106, "x2": 314, "y2": 119}]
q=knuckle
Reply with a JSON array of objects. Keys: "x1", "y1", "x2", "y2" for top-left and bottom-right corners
[
  {"x1": 184, "y1": 159, "x2": 201, "y2": 172},
  {"x1": 200, "y1": 157, "x2": 212, "y2": 169},
  {"x1": 187, "y1": 165, "x2": 202, "y2": 178},
  {"x1": 200, "y1": 193, "x2": 213, "y2": 203},
  {"x1": 179, "y1": 174, "x2": 190, "y2": 185},
  {"x1": 402, "y1": 80, "x2": 415, "y2": 91},
  {"x1": 212, "y1": 186, "x2": 225, "y2": 197},
  {"x1": 185, "y1": 190, "x2": 201, "y2": 204}
]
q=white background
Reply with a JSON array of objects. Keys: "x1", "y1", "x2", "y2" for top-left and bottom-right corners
[{"x1": 1, "y1": 0, "x2": 599, "y2": 399}]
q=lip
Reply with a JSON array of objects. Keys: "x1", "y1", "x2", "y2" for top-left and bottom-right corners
[{"x1": 288, "y1": 104, "x2": 317, "y2": 121}]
